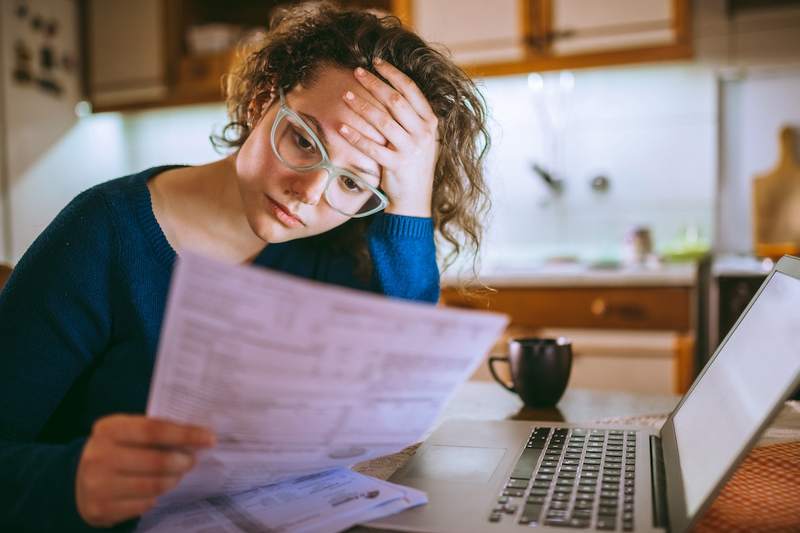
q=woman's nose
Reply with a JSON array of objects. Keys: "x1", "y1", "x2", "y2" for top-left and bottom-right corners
[{"x1": 290, "y1": 168, "x2": 329, "y2": 205}]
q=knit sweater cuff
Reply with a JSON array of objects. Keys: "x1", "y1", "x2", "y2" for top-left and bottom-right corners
[{"x1": 369, "y1": 213, "x2": 433, "y2": 239}]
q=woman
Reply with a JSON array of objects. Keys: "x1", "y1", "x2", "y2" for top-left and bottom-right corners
[{"x1": 0, "y1": 3, "x2": 490, "y2": 530}]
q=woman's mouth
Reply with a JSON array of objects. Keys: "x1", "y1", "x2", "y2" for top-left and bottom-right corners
[{"x1": 265, "y1": 195, "x2": 304, "y2": 228}]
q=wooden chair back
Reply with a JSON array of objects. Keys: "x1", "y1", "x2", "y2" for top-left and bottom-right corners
[{"x1": 0, "y1": 263, "x2": 12, "y2": 290}]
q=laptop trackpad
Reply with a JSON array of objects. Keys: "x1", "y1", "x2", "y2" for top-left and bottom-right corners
[{"x1": 404, "y1": 445, "x2": 506, "y2": 484}]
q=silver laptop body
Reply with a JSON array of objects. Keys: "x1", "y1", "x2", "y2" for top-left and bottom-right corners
[{"x1": 368, "y1": 256, "x2": 800, "y2": 533}]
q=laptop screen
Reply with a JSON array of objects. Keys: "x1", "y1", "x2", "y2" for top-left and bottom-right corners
[{"x1": 671, "y1": 270, "x2": 800, "y2": 516}]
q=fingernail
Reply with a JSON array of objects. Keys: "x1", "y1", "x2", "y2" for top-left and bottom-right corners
[
  {"x1": 355, "y1": 67, "x2": 366, "y2": 77},
  {"x1": 339, "y1": 125, "x2": 351, "y2": 136},
  {"x1": 374, "y1": 57, "x2": 383, "y2": 65},
  {"x1": 344, "y1": 91, "x2": 355, "y2": 101},
  {"x1": 176, "y1": 454, "x2": 194, "y2": 470}
]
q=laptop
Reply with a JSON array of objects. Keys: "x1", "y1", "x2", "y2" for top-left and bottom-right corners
[{"x1": 367, "y1": 255, "x2": 800, "y2": 533}]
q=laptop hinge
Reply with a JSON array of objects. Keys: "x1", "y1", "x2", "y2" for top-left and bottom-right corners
[{"x1": 649, "y1": 435, "x2": 669, "y2": 529}]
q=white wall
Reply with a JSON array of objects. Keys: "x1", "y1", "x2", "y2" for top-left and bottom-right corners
[
  {"x1": 476, "y1": 64, "x2": 717, "y2": 267},
  {"x1": 8, "y1": 103, "x2": 227, "y2": 262}
]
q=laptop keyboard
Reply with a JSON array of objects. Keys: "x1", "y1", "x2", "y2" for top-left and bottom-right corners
[{"x1": 488, "y1": 427, "x2": 637, "y2": 530}]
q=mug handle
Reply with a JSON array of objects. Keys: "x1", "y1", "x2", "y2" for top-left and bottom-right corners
[{"x1": 488, "y1": 356, "x2": 516, "y2": 393}]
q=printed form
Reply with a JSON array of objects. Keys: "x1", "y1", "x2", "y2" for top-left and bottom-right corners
[
  {"x1": 141, "y1": 252, "x2": 507, "y2": 530},
  {"x1": 137, "y1": 468, "x2": 426, "y2": 533}
]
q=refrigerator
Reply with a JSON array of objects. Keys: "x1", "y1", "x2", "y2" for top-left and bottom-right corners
[{"x1": 0, "y1": 0, "x2": 81, "y2": 264}]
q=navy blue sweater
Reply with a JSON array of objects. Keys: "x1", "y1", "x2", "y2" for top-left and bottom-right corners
[{"x1": 0, "y1": 166, "x2": 439, "y2": 531}]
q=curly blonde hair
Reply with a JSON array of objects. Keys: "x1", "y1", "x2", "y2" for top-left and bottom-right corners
[{"x1": 214, "y1": 2, "x2": 490, "y2": 282}]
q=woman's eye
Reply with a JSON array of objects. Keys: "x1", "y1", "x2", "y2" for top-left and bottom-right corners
[
  {"x1": 341, "y1": 176, "x2": 364, "y2": 192},
  {"x1": 292, "y1": 129, "x2": 316, "y2": 153}
]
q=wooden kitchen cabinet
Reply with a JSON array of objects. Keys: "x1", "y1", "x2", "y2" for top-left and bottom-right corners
[
  {"x1": 442, "y1": 284, "x2": 696, "y2": 394},
  {"x1": 83, "y1": 0, "x2": 169, "y2": 110},
  {"x1": 83, "y1": 0, "x2": 691, "y2": 111},
  {"x1": 82, "y1": 0, "x2": 396, "y2": 112},
  {"x1": 401, "y1": 0, "x2": 692, "y2": 77},
  {"x1": 443, "y1": 286, "x2": 691, "y2": 331}
]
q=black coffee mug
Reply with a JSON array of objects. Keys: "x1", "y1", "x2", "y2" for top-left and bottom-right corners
[{"x1": 488, "y1": 337, "x2": 572, "y2": 407}]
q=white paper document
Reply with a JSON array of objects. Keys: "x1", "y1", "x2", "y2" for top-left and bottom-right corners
[
  {"x1": 144, "y1": 251, "x2": 508, "y2": 525},
  {"x1": 137, "y1": 468, "x2": 427, "y2": 533}
]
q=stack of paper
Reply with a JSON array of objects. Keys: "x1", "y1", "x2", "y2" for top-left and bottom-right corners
[
  {"x1": 138, "y1": 252, "x2": 508, "y2": 532},
  {"x1": 137, "y1": 468, "x2": 426, "y2": 533}
]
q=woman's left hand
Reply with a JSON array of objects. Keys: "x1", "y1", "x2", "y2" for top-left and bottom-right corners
[{"x1": 339, "y1": 59, "x2": 439, "y2": 218}]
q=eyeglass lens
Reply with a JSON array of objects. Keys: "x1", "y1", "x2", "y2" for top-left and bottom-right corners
[{"x1": 273, "y1": 113, "x2": 382, "y2": 216}]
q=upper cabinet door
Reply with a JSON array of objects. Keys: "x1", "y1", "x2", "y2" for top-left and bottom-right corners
[
  {"x1": 87, "y1": 0, "x2": 168, "y2": 109},
  {"x1": 403, "y1": 0, "x2": 691, "y2": 77},
  {"x1": 410, "y1": 0, "x2": 527, "y2": 64},
  {"x1": 549, "y1": 0, "x2": 677, "y2": 55}
]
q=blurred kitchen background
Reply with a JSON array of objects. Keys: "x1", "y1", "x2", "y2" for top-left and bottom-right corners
[{"x1": 1, "y1": 0, "x2": 799, "y2": 396}]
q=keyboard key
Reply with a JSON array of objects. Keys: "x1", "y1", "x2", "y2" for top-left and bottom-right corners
[
  {"x1": 503, "y1": 489, "x2": 525, "y2": 497},
  {"x1": 544, "y1": 517, "x2": 569, "y2": 527},
  {"x1": 596, "y1": 518, "x2": 617, "y2": 530},
  {"x1": 506, "y1": 479, "x2": 528, "y2": 489},
  {"x1": 518, "y1": 513, "x2": 541, "y2": 525},
  {"x1": 510, "y1": 447, "x2": 543, "y2": 481}
]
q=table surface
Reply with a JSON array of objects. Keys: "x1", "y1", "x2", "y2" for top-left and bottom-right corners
[{"x1": 437, "y1": 381, "x2": 681, "y2": 424}]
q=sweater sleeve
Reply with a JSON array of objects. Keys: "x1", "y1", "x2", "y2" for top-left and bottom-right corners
[
  {"x1": 366, "y1": 213, "x2": 439, "y2": 303},
  {"x1": 0, "y1": 188, "x2": 116, "y2": 531}
]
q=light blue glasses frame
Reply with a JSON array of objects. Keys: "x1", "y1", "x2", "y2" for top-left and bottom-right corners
[{"x1": 270, "y1": 88, "x2": 388, "y2": 218}]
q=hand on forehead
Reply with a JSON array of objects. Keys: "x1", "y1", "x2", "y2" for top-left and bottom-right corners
[{"x1": 288, "y1": 66, "x2": 388, "y2": 146}]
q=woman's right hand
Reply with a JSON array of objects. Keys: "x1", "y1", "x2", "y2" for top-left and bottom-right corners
[{"x1": 75, "y1": 414, "x2": 216, "y2": 528}]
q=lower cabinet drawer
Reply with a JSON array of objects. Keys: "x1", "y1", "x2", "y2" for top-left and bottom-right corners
[{"x1": 442, "y1": 286, "x2": 692, "y2": 331}]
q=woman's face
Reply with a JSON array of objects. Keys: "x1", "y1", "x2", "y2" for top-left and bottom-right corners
[{"x1": 235, "y1": 65, "x2": 384, "y2": 244}]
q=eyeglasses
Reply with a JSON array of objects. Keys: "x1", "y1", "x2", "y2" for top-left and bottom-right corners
[{"x1": 269, "y1": 88, "x2": 388, "y2": 218}]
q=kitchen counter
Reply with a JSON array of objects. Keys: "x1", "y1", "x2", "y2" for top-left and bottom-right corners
[
  {"x1": 442, "y1": 261, "x2": 697, "y2": 288},
  {"x1": 712, "y1": 254, "x2": 774, "y2": 277}
]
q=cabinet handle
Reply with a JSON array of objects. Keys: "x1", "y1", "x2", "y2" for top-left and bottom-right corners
[{"x1": 590, "y1": 298, "x2": 607, "y2": 317}]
